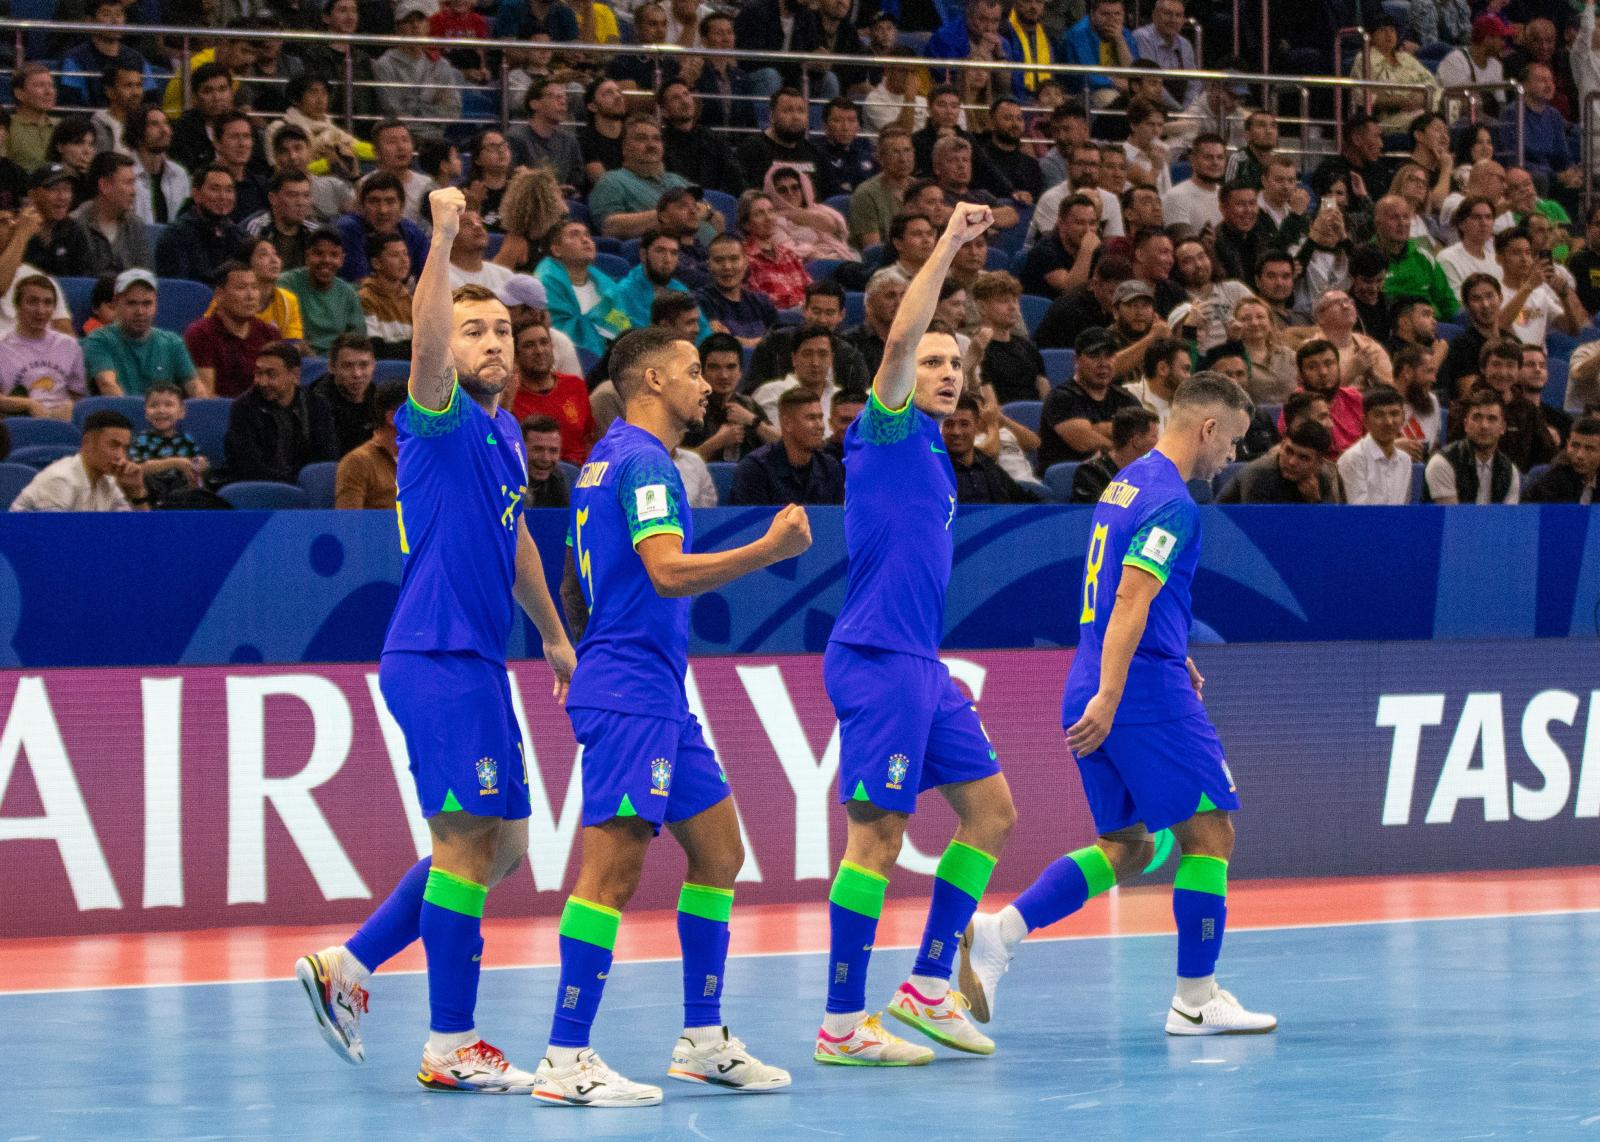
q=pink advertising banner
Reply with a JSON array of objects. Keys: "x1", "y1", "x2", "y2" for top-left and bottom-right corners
[{"x1": 0, "y1": 653, "x2": 1094, "y2": 938}]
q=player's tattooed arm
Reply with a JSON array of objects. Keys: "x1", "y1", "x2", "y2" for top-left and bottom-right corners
[
  {"x1": 409, "y1": 186, "x2": 467, "y2": 411},
  {"x1": 560, "y1": 548, "x2": 590, "y2": 643}
]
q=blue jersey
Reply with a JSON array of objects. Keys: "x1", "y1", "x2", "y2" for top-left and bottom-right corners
[
  {"x1": 1062, "y1": 450, "x2": 1204, "y2": 726},
  {"x1": 567, "y1": 421, "x2": 693, "y2": 718},
  {"x1": 384, "y1": 383, "x2": 527, "y2": 663},
  {"x1": 829, "y1": 390, "x2": 956, "y2": 661}
]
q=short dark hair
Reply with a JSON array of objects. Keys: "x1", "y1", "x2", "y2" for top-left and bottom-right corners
[
  {"x1": 1200, "y1": 340, "x2": 1247, "y2": 371},
  {"x1": 1460, "y1": 271, "x2": 1503, "y2": 304},
  {"x1": 1143, "y1": 335, "x2": 1188, "y2": 378},
  {"x1": 1255, "y1": 249, "x2": 1295, "y2": 278},
  {"x1": 417, "y1": 136, "x2": 456, "y2": 181},
  {"x1": 1392, "y1": 343, "x2": 1429, "y2": 376},
  {"x1": 770, "y1": 86, "x2": 806, "y2": 108},
  {"x1": 650, "y1": 291, "x2": 699, "y2": 326},
  {"x1": 520, "y1": 414, "x2": 562, "y2": 435},
  {"x1": 834, "y1": 387, "x2": 869, "y2": 408},
  {"x1": 953, "y1": 392, "x2": 982, "y2": 418},
  {"x1": 1191, "y1": 131, "x2": 1226, "y2": 152},
  {"x1": 804, "y1": 279, "x2": 845, "y2": 305},
  {"x1": 699, "y1": 331, "x2": 742, "y2": 363},
  {"x1": 1571, "y1": 416, "x2": 1600, "y2": 436},
  {"x1": 307, "y1": 229, "x2": 344, "y2": 252},
  {"x1": 1296, "y1": 338, "x2": 1339, "y2": 370},
  {"x1": 101, "y1": 63, "x2": 143, "y2": 95},
  {"x1": 825, "y1": 96, "x2": 858, "y2": 120},
  {"x1": 285, "y1": 73, "x2": 326, "y2": 106},
  {"x1": 1362, "y1": 386, "x2": 1404, "y2": 414},
  {"x1": 612, "y1": 326, "x2": 691, "y2": 401},
  {"x1": 144, "y1": 381, "x2": 185, "y2": 403},
  {"x1": 13, "y1": 273, "x2": 55, "y2": 304},
  {"x1": 375, "y1": 381, "x2": 408, "y2": 418},
  {"x1": 190, "y1": 61, "x2": 231, "y2": 94},
  {"x1": 1111, "y1": 406, "x2": 1159, "y2": 448},
  {"x1": 213, "y1": 258, "x2": 253, "y2": 287},
  {"x1": 198, "y1": 163, "x2": 236, "y2": 190},
  {"x1": 257, "y1": 339, "x2": 302, "y2": 372},
  {"x1": 1219, "y1": 181, "x2": 1256, "y2": 205},
  {"x1": 777, "y1": 386, "x2": 822, "y2": 414},
  {"x1": 927, "y1": 83, "x2": 959, "y2": 104},
  {"x1": 889, "y1": 211, "x2": 933, "y2": 247},
  {"x1": 266, "y1": 169, "x2": 311, "y2": 194},
  {"x1": 1480, "y1": 337, "x2": 1525, "y2": 368},
  {"x1": 372, "y1": 118, "x2": 411, "y2": 143},
  {"x1": 1463, "y1": 387, "x2": 1506, "y2": 416},
  {"x1": 1493, "y1": 224, "x2": 1533, "y2": 255},
  {"x1": 1451, "y1": 194, "x2": 1496, "y2": 229},
  {"x1": 83, "y1": 409, "x2": 133, "y2": 435},
  {"x1": 1284, "y1": 389, "x2": 1326, "y2": 429},
  {"x1": 365, "y1": 230, "x2": 408, "y2": 261},
  {"x1": 271, "y1": 124, "x2": 310, "y2": 154},
  {"x1": 639, "y1": 227, "x2": 677, "y2": 252},
  {"x1": 1285, "y1": 418, "x2": 1333, "y2": 454},
  {"x1": 329, "y1": 332, "x2": 375, "y2": 363},
  {"x1": 359, "y1": 171, "x2": 405, "y2": 202},
  {"x1": 1171, "y1": 371, "x2": 1253, "y2": 417},
  {"x1": 791, "y1": 322, "x2": 833, "y2": 352}
]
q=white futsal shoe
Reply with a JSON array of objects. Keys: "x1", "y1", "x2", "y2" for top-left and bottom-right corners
[
  {"x1": 957, "y1": 912, "x2": 1013, "y2": 1025},
  {"x1": 813, "y1": 1013, "x2": 935, "y2": 1066},
  {"x1": 416, "y1": 1039, "x2": 539, "y2": 1093},
  {"x1": 1165, "y1": 986, "x2": 1278, "y2": 1036},
  {"x1": 886, "y1": 983, "x2": 995, "y2": 1055},
  {"x1": 531, "y1": 1048, "x2": 664, "y2": 1107},
  {"x1": 667, "y1": 1027, "x2": 792, "y2": 1092},
  {"x1": 294, "y1": 948, "x2": 369, "y2": 1065}
]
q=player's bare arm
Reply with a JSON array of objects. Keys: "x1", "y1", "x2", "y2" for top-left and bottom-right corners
[
  {"x1": 873, "y1": 203, "x2": 994, "y2": 411},
  {"x1": 1066, "y1": 565, "x2": 1162, "y2": 756},
  {"x1": 635, "y1": 504, "x2": 811, "y2": 597},
  {"x1": 514, "y1": 518, "x2": 577, "y2": 701},
  {"x1": 559, "y1": 549, "x2": 590, "y2": 644},
  {"x1": 409, "y1": 187, "x2": 466, "y2": 411}
]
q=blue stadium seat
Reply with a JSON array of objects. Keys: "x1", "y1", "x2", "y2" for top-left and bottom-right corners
[
  {"x1": 1546, "y1": 358, "x2": 1569, "y2": 408},
  {"x1": 594, "y1": 252, "x2": 631, "y2": 280},
  {"x1": 1435, "y1": 322, "x2": 1465, "y2": 341},
  {"x1": 1041, "y1": 349, "x2": 1075, "y2": 384},
  {"x1": 10, "y1": 443, "x2": 78, "y2": 469},
  {"x1": 844, "y1": 291, "x2": 864, "y2": 326},
  {"x1": 565, "y1": 199, "x2": 590, "y2": 225},
  {"x1": 4, "y1": 418, "x2": 81, "y2": 449},
  {"x1": 1019, "y1": 294, "x2": 1050, "y2": 335},
  {"x1": 704, "y1": 189, "x2": 738, "y2": 236},
  {"x1": 595, "y1": 236, "x2": 625, "y2": 256},
  {"x1": 1188, "y1": 477, "x2": 1213, "y2": 504},
  {"x1": 1410, "y1": 461, "x2": 1425, "y2": 503},
  {"x1": 1436, "y1": 405, "x2": 1448, "y2": 444},
  {"x1": 73, "y1": 396, "x2": 145, "y2": 431},
  {"x1": 1043, "y1": 461, "x2": 1079, "y2": 502},
  {"x1": 824, "y1": 194, "x2": 851, "y2": 215},
  {"x1": 806, "y1": 258, "x2": 844, "y2": 282},
  {"x1": 1216, "y1": 461, "x2": 1245, "y2": 493},
  {"x1": 1523, "y1": 464, "x2": 1550, "y2": 494},
  {"x1": 775, "y1": 308, "x2": 803, "y2": 326},
  {"x1": 861, "y1": 243, "x2": 884, "y2": 265},
  {"x1": 299, "y1": 355, "x2": 329, "y2": 384},
  {"x1": 1546, "y1": 329, "x2": 1578, "y2": 360},
  {"x1": 58, "y1": 276, "x2": 96, "y2": 330},
  {"x1": 182, "y1": 398, "x2": 233, "y2": 467},
  {"x1": 1578, "y1": 322, "x2": 1600, "y2": 344},
  {"x1": 0, "y1": 461, "x2": 35, "y2": 509},
  {"x1": 984, "y1": 247, "x2": 1011, "y2": 271},
  {"x1": 576, "y1": 346, "x2": 599, "y2": 377},
  {"x1": 220, "y1": 481, "x2": 309, "y2": 509},
  {"x1": 993, "y1": 205, "x2": 1032, "y2": 254},
  {"x1": 707, "y1": 461, "x2": 737, "y2": 503},
  {"x1": 157, "y1": 279, "x2": 215, "y2": 335},
  {"x1": 1009, "y1": 248, "x2": 1030, "y2": 276},
  {"x1": 1002, "y1": 399, "x2": 1042, "y2": 433},
  {"x1": 619, "y1": 237, "x2": 641, "y2": 264},
  {"x1": 741, "y1": 344, "x2": 754, "y2": 374},
  {"x1": 485, "y1": 231, "x2": 504, "y2": 258},
  {"x1": 145, "y1": 222, "x2": 167, "y2": 254},
  {"x1": 373, "y1": 361, "x2": 411, "y2": 385},
  {"x1": 297, "y1": 462, "x2": 338, "y2": 509}
]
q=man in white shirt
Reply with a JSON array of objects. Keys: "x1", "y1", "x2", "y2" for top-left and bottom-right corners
[
  {"x1": 10, "y1": 408, "x2": 148, "y2": 511},
  {"x1": 1337, "y1": 387, "x2": 1414, "y2": 504},
  {"x1": 1161, "y1": 132, "x2": 1225, "y2": 236},
  {"x1": 1121, "y1": 333, "x2": 1189, "y2": 429},
  {"x1": 1495, "y1": 224, "x2": 1584, "y2": 347},
  {"x1": 1437, "y1": 195, "x2": 1503, "y2": 297},
  {"x1": 751, "y1": 324, "x2": 836, "y2": 425},
  {"x1": 1027, "y1": 144, "x2": 1124, "y2": 246},
  {"x1": 862, "y1": 52, "x2": 927, "y2": 133},
  {"x1": 446, "y1": 209, "x2": 513, "y2": 293},
  {"x1": 1424, "y1": 389, "x2": 1520, "y2": 503},
  {"x1": 1436, "y1": 14, "x2": 1510, "y2": 117}
]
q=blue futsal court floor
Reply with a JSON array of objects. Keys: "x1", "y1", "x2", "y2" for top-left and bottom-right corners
[{"x1": 6, "y1": 910, "x2": 1600, "y2": 1140}]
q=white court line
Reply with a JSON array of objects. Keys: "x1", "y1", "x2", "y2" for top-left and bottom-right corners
[{"x1": 3, "y1": 903, "x2": 1599, "y2": 998}]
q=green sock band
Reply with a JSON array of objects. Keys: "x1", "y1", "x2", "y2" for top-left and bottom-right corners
[
  {"x1": 677, "y1": 882, "x2": 735, "y2": 923},
  {"x1": 1069, "y1": 845, "x2": 1118, "y2": 899},
  {"x1": 1174, "y1": 854, "x2": 1228, "y2": 897},
  {"x1": 422, "y1": 867, "x2": 488, "y2": 918},
  {"x1": 828, "y1": 860, "x2": 888, "y2": 918},
  {"x1": 559, "y1": 895, "x2": 622, "y2": 948},
  {"x1": 935, "y1": 840, "x2": 998, "y2": 902}
]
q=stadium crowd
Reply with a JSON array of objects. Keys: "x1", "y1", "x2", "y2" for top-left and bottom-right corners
[{"x1": 2, "y1": 0, "x2": 1599, "y2": 512}]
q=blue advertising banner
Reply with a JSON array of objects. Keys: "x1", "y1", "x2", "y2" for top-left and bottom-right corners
[{"x1": 0, "y1": 505, "x2": 1596, "y2": 668}]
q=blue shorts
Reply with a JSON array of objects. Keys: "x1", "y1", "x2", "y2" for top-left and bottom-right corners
[
  {"x1": 1071, "y1": 713, "x2": 1240, "y2": 835},
  {"x1": 824, "y1": 643, "x2": 1002, "y2": 815},
  {"x1": 568, "y1": 707, "x2": 731, "y2": 833},
  {"x1": 378, "y1": 650, "x2": 531, "y2": 821}
]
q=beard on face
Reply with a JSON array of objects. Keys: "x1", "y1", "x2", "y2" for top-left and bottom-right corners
[
  {"x1": 458, "y1": 367, "x2": 509, "y2": 400},
  {"x1": 772, "y1": 122, "x2": 807, "y2": 145}
]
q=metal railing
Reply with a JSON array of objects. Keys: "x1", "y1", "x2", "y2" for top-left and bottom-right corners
[{"x1": 1440, "y1": 82, "x2": 1526, "y2": 170}]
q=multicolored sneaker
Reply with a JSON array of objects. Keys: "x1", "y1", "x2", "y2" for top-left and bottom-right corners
[
  {"x1": 294, "y1": 949, "x2": 369, "y2": 1065},
  {"x1": 416, "y1": 1039, "x2": 538, "y2": 1093},
  {"x1": 531, "y1": 1048, "x2": 663, "y2": 1107},
  {"x1": 814, "y1": 1013, "x2": 935, "y2": 1066},
  {"x1": 668, "y1": 1027, "x2": 792, "y2": 1092},
  {"x1": 957, "y1": 912, "x2": 1013, "y2": 1025},
  {"x1": 1165, "y1": 987, "x2": 1278, "y2": 1036},
  {"x1": 885, "y1": 983, "x2": 995, "y2": 1055}
]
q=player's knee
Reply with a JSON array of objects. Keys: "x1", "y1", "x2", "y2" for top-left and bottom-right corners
[
  {"x1": 488, "y1": 851, "x2": 524, "y2": 888},
  {"x1": 1127, "y1": 838, "x2": 1156, "y2": 880}
]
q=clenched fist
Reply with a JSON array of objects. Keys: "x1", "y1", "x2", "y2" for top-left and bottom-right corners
[
  {"x1": 429, "y1": 186, "x2": 467, "y2": 240},
  {"x1": 764, "y1": 503, "x2": 813, "y2": 562}
]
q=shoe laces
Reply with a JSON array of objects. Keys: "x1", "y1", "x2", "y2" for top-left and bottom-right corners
[
  {"x1": 945, "y1": 990, "x2": 973, "y2": 1015},
  {"x1": 860, "y1": 1013, "x2": 893, "y2": 1039},
  {"x1": 347, "y1": 984, "x2": 370, "y2": 1014},
  {"x1": 462, "y1": 1041, "x2": 509, "y2": 1073}
]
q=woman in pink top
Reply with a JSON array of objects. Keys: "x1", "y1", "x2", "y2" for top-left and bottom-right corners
[{"x1": 764, "y1": 166, "x2": 859, "y2": 265}]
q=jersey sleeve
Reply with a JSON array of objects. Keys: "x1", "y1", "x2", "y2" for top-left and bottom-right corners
[
  {"x1": 617, "y1": 451, "x2": 686, "y2": 547},
  {"x1": 399, "y1": 375, "x2": 466, "y2": 438},
  {"x1": 858, "y1": 386, "x2": 916, "y2": 446},
  {"x1": 1122, "y1": 495, "x2": 1197, "y2": 585}
]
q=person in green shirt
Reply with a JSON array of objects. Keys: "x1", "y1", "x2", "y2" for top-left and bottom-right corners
[
  {"x1": 80, "y1": 269, "x2": 199, "y2": 395},
  {"x1": 7, "y1": 64, "x2": 58, "y2": 173},
  {"x1": 280, "y1": 230, "x2": 365, "y2": 354},
  {"x1": 1505, "y1": 167, "x2": 1572, "y2": 260},
  {"x1": 1374, "y1": 194, "x2": 1459, "y2": 320}
]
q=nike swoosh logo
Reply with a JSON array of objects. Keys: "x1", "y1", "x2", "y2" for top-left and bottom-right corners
[
  {"x1": 930, "y1": 443, "x2": 947, "y2": 453},
  {"x1": 487, "y1": 433, "x2": 498, "y2": 445},
  {"x1": 1171, "y1": 1006, "x2": 1204, "y2": 1025},
  {"x1": 597, "y1": 971, "x2": 608, "y2": 979}
]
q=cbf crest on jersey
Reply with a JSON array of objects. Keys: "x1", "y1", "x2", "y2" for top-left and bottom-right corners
[
  {"x1": 476, "y1": 756, "x2": 498, "y2": 795},
  {"x1": 650, "y1": 756, "x2": 673, "y2": 795},
  {"x1": 886, "y1": 753, "x2": 910, "y2": 790}
]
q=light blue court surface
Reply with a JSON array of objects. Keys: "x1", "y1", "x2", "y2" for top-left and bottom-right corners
[{"x1": 8, "y1": 912, "x2": 1600, "y2": 1141}]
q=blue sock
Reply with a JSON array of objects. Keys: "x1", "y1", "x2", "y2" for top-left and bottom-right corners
[
  {"x1": 826, "y1": 861, "x2": 887, "y2": 1015},
  {"x1": 1173, "y1": 855, "x2": 1228, "y2": 979},
  {"x1": 910, "y1": 841, "x2": 997, "y2": 981},
  {"x1": 346, "y1": 857, "x2": 430, "y2": 972},
  {"x1": 419, "y1": 867, "x2": 487, "y2": 1034},
  {"x1": 549, "y1": 897, "x2": 620, "y2": 1048},
  {"x1": 677, "y1": 883, "x2": 734, "y2": 1028},
  {"x1": 1013, "y1": 845, "x2": 1117, "y2": 931}
]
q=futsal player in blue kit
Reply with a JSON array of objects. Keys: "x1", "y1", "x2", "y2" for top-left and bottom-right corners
[
  {"x1": 812, "y1": 203, "x2": 1020, "y2": 1068},
  {"x1": 295, "y1": 187, "x2": 578, "y2": 1090},
  {"x1": 529, "y1": 326, "x2": 813, "y2": 1107},
  {"x1": 959, "y1": 372, "x2": 1277, "y2": 1036}
]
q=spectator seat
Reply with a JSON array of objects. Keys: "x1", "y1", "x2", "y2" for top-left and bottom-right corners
[
  {"x1": 297, "y1": 462, "x2": 338, "y2": 509},
  {"x1": 5, "y1": 418, "x2": 81, "y2": 448},
  {"x1": 1042, "y1": 460, "x2": 1079, "y2": 502},
  {"x1": 73, "y1": 396, "x2": 146, "y2": 430},
  {"x1": 704, "y1": 189, "x2": 738, "y2": 235},
  {"x1": 158, "y1": 279, "x2": 216, "y2": 336},
  {"x1": 1545, "y1": 358, "x2": 1568, "y2": 408},
  {"x1": 593, "y1": 252, "x2": 631, "y2": 280},
  {"x1": 181, "y1": 397, "x2": 233, "y2": 467},
  {"x1": 707, "y1": 461, "x2": 736, "y2": 503},
  {"x1": 1002, "y1": 399, "x2": 1042, "y2": 432},
  {"x1": 0, "y1": 461, "x2": 36, "y2": 509},
  {"x1": 1040, "y1": 349, "x2": 1075, "y2": 384},
  {"x1": 1019, "y1": 294, "x2": 1050, "y2": 335},
  {"x1": 9, "y1": 443, "x2": 78, "y2": 468},
  {"x1": 373, "y1": 361, "x2": 412, "y2": 385},
  {"x1": 220, "y1": 481, "x2": 310, "y2": 509}
]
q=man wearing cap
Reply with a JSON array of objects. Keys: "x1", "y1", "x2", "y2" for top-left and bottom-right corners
[
  {"x1": 156, "y1": 164, "x2": 247, "y2": 284},
  {"x1": 280, "y1": 231, "x2": 367, "y2": 355},
  {"x1": 658, "y1": 79, "x2": 745, "y2": 202},
  {"x1": 653, "y1": 187, "x2": 714, "y2": 290},
  {"x1": 492, "y1": 273, "x2": 584, "y2": 377},
  {"x1": 82, "y1": 269, "x2": 200, "y2": 397},
  {"x1": 1036, "y1": 326, "x2": 1142, "y2": 473},
  {"x1": 509, "y1": 78, "x2": 586, "y2": 194},
  {"x1": 589, "y1": 116, "x2": 715, "y2": 244},
  {"x1": 1106, "y1": 278, "x2": 1172, "y2": 381},
  {"x1": 1438, "y1": 15, "x2": 1511, "y2": 117},
  {"x1": 373, "y1": 2, "x2": 465, "y2": 123},
  {"x1": 23, "y1": 164, "x2": 93, "y2": 278}
]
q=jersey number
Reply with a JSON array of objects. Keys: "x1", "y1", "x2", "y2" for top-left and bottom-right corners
[{"x1": 1080, "y1": 523, "x2": 1108, "y2": 624}]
